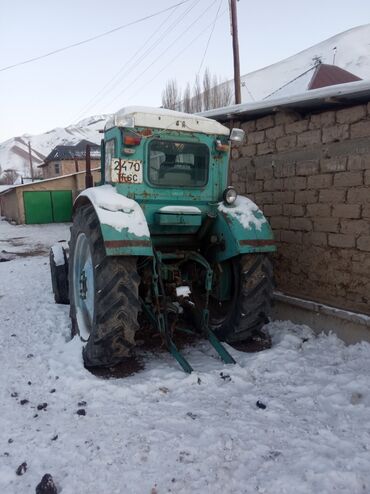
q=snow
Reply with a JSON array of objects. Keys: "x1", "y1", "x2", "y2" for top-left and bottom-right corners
[
  {"x1": 107, "y1": 106, "x2": 230, "y2": 135},
  {"x1": 50, "y1": 243, "x2": 67, "y2": 267},
  {"x1": 0, "y1": 115, "x2": 107, "y2": 177},
  {"x1": 80, "y1": 184, "x2": 150, "y2": 238},
  {"x1": 176, "y1": 286, "x2": 191, "y2": 298},
  {"x1": 218, "y1": 196, "x2": 267, "y2": 231},
  {"x1": 239, "y1": 24, "x2": 370, "y2": 103},
  {"x1": 1, "y1": 220, "x2": 370, "y2": 493},
  {"x1": 159, "y1": 206, "x2": 201, "y2": 214}
]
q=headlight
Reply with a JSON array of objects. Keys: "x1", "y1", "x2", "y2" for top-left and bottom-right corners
[{"x1": 223, "y1": 186, "x2": 237, "y2": 205}]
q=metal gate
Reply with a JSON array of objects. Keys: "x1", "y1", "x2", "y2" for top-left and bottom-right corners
[{"x1": 23, "y1": 190, "x2": 73, "y2": 224}]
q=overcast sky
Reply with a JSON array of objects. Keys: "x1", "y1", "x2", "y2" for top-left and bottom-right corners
[{"x1": 1, "y1": 0, "x2": 370, "y2": 142}]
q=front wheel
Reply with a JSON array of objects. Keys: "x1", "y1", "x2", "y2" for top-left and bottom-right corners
[
  {"x1": 69, "y1": 205, "x2": 140, "y2": 368},
  {"x1": 209, "y1": 254, "x2": 273, "y2": 342}
]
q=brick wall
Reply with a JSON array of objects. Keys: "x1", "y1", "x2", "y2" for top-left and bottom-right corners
[
  {"x1": 229, "y1": 104, "x2": 370, "y2": 315},
  {"x1": 43, "y1": 159, "x2": 100, "y2": 179}
]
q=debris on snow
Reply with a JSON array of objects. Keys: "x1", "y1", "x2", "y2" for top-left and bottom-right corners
[
  {"x1": 35, "y1": 473, "x2": 58, "y2": 494},
  {"x1": 256, "y1": 400, "x2": 267, "y2": 409},
  {"x1": 15, "y1": 462, "x2": 27, "y2": 476}
]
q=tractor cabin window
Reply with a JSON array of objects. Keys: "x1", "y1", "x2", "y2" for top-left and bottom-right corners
[{"x1": 148, "y1": 140, "x2": 208, "y2": 187}]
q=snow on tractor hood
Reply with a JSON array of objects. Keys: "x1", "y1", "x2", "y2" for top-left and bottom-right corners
[
  {"x1": 218, "y1": 196, "x2": 267, "y2": 231},
  {"x1": 105, "y1": 106, "x2": 230, "y2": 136},
  {"x1": 80, "y1": 185, "x2": 150, "y2": 238}
]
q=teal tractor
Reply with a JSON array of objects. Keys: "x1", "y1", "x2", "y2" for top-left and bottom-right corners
[{"x1": 50, "y1": 107, "x2": 275, "y2": 372}]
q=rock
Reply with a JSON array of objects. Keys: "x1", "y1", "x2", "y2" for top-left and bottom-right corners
[
  {"x1": 20, "y1": 399, "x2": 29, "y2": 405},
  {"x1": 37, "y1": 403, "x2": 48, "y2": 411},
  {"x1": 77, "y1": 401, "x2": 87, "y2": 407},
  {"x1": 256, "y1": 400, "x2": 267, "y2": 409},
  {"x1": 220, "y1": 372, "x2": 231, "y2": 382},
  {"x1": 76, "y1": 409, "x2": 86, "y2": 416},
  {"x1": 35, "y1": 474, "x2": 58, "y2": 494},
  {"x1": 16, "y1": 462, "x2": 27, "y2": 475}
]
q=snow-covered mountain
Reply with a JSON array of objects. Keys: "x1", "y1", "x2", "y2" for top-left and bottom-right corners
[
  {"x1": 0, "y1": 115, "x2": 108, "y2": 177},
  {"x1": 241, "y1": 24, "x2": 370, "y2": 102},
  {"x1": 2, "y1": 24, "x2": 370, "y2": 177}
]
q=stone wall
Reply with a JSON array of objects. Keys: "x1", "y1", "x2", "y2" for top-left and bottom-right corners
[{"x1": 229, "y1": 104, "x2": 370, "y2": 315}]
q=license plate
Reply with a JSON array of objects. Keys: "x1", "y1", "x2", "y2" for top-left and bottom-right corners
[{"x1": 111, "y1": 159, "x2": 143, "y2": 184}]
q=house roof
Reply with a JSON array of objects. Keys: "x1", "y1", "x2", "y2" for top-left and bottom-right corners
[
  {"x1": 308, "y1": 63, "x2": 361, "y2": 90},
  {"x1": 200, "y1": 79, "x2": 370, "y2": 122},
  {"x1": 264, "y1": 63, "x2": 362, "y2": 100},
  {"x1": 42, "y1": 140, "x2": 100, "y2": 166},
  {"x1": 0, "y1": 167, "x2": 101, "y2": 196}
]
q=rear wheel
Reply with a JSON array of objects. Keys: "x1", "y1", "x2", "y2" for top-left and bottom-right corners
[
  {"x1": 69, "y1": 205, "x2": 140, "y2": 368},
  {"x1": 50, "y1": 244, "x2": 69, "y2": 305},
  {"x1": 209, "y1": 254, "x2": 273, "y2": 342}
]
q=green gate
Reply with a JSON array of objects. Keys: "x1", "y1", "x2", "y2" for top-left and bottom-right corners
[{"x1": 23, "y1": 190, "x2": 72, "y2": 224}]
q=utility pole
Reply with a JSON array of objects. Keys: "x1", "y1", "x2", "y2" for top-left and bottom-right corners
[
  {"x1": 229, "y1": 0, "x2": 241, "y2": 104},
  {"x1": 28, "y1": 141, "x2": 34, "y2": 181}
]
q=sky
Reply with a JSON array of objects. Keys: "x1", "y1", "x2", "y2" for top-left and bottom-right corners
[{"x1": 1, "y1": 0, "x2": 370, "y2": 142}]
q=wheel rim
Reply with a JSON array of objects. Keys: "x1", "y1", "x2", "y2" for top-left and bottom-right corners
[{"x1": 73, "y1": 232, "x2": 94, "y2": 340}]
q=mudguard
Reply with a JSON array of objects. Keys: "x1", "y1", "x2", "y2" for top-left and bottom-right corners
[
  {"x1": 210, "y1": 196, "x2": 276, "y2": 263},
  {"x1": 74, "y1": 185, "x2": 153, "y2": 257}
]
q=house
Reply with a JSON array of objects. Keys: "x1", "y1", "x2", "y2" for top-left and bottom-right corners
[
  {"x1": 0, "y1": 168, "x2": 101, "y2": 224},
  {"x1": 38, "y1": 140, "x2": 100, "y2": 179}
]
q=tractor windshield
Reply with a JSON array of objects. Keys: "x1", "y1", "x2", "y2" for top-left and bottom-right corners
[{"x1": 148, "y1": 140, "x2": 209, "y2": 187}]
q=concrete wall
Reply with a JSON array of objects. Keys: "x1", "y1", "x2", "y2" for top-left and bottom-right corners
[{"x1": 229, "y1": 104, "x2": 370, "y2": 316}]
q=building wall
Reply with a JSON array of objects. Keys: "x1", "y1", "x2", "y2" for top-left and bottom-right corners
[
  {"x1": 229, "y1": 104, "x2": 370, "y2": 315},
  {"x1": 0, "y1": 169, "x2": 101, "y2": 224},
  {"x1": 42, "y1": 159, "x2": 100, "y2": 179},
  {"x1": 0, "y1": 189, "x2": 20, "y2": 223}
]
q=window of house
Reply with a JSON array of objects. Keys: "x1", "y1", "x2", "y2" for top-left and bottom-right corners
[{"x1": 54, "y1": 163, "x2": 61, "y2": 175}]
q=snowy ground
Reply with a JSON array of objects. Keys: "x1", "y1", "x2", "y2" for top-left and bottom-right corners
[{"x1": 1, "y1": 219, "x2": 370, "y2": 494}]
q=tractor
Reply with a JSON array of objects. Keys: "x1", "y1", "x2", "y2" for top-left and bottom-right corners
[{"x1": 50, "y1": 107, "x2": 275, "y2": 372}]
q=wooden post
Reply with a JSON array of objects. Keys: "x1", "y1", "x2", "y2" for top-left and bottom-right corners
[
  {"x1": 230, "y1": 0, "x2": 241, "y2": 104},
  {"x1": 85, "y1": 144, "x2": 93, "y2": 189},
  {"x1": 28, "y1": 141, "x2": 34, "y2": 181}
]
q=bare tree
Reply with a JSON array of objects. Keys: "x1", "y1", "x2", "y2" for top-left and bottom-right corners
[
  {"x1": 202, "y1": 68, "x2": 211, "y2": 111},
  {"x1": 161, "y1": 68, "x2": 233, "y2": 114},
  {"x1": 0, "y1": 169, "x2": 18, "y2": 185},
  {"x1": 182, "y1": 83, "x2": 192, "y2": 113},
  {"x1": 193, "y1": 75, "x2": 203, "y2": 112},
  {"x1": 161, "y1": 79, "x2": 181, "y2": 110},
  {"x1": 208, "y1": 74, "x2": 233, "y2": 110}
]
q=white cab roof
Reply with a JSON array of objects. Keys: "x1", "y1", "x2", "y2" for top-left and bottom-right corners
[{"x1": 105, "y1": 106, "x2": 230, "y2": 136}]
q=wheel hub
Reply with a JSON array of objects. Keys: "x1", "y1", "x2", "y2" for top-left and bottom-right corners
[{"x1": 73, "y1": 233, "x2": 95, "y2": 340}]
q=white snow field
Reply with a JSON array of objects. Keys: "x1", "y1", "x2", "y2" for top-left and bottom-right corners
[{"x1": 1, "y1": 219, "x2": 370, "y2": 494}]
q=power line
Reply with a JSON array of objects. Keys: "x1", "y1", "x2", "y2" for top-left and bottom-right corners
[
  {"x1": 74, "y1": 0, "x2": 199, "y2": 122},
  {"x1": 0, "y1": 1, "x2": 191, "y2": 73},
  {"x1": 127, "y1": 7, "x2": 227, "y2": 104},
  {"x1": 197, "y1": 0, "x2": 223, "y2": 75},
  {"x1": 105, "y1": 0, "x2": 219, "y2": 109}
]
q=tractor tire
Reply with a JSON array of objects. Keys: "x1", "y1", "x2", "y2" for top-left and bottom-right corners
[
  {"x1": 210, "y1": 254, "x2": 273, "y2": 343},
  {"x1": 50, "y1": 244, "x2": 69, "y2": 305},
  {"x1": 69, "y1": 205, "x2": 140, "y2": 368}
]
